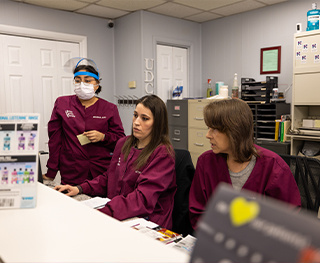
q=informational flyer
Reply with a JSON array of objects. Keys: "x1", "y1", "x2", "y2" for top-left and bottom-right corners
[{"x1": 0, "y1": 114, "x2": 40, "y2": 209}]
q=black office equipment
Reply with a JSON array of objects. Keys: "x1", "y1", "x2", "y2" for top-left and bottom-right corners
[
  {"x1": 279, "y1": 154, "x2": 320, "y2": 214},
  {"x1": 241, "y1": 76, "x2": 277, "y2": 104},
  {"x1": 172, "y1": 149, "x2": 195, "y2": 237}
]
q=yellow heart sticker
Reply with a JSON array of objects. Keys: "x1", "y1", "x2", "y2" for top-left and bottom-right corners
[{"x1": 230, "y1": 197, "x2": 260, "y2": 227}]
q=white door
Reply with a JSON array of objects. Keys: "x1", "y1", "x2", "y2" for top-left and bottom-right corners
[
  {"x1": 1, "y1": 35, "x2": 33, "y2": 114},
  {"x1": 31, "y1": 38, "x2": 78, "y2": 152},
  {"x1": 0, "y1": 35, "x2": 79, "y2": 152},
  {"x1": 156, "y1": 45, "x2": 188, "y2": 103}
]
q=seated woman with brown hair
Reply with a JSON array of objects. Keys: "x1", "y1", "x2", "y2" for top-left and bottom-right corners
[
  {"x1": 54, "y1": 95, "x2": 176, "y2": 229},
  {"x1": 189, "y1": 99, "x2": 301, "y2": 230}
]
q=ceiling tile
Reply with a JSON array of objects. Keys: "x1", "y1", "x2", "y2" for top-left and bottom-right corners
[
  {"x1": 76, "y1": 4, "x2": 129, "y2": 19},
  {"x1": 173, "y1": 0, "x2": 243, "y2": 11},
  {"x1": 213, "y1": 0, "x2": 266, "y2": 16},
  {"x1": 24, "y1": 0, "x2": 88, "y2": 11},
  {"x1": 7, "y1": 0, "x2": 291, "y2": 23},
  {"x1": 78, "y1": 0, "x2": 100, "y2": 4},
  {"x1": 148, "y1": 2, "x2": 201, "y2": 19},
  {"x1": 96, "y1": 0, "x2": 166, "y2": 12},
  {"x1": 185, "y1": 12, "x2": 222, "y2": 23},
  {"x1": 258, "y1": 0, "x2": 289, "y2": 5}
]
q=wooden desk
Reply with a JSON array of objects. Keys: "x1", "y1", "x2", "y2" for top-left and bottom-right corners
[{"x1": 0, "y1": 183, "x2": 189, "y2": 263}]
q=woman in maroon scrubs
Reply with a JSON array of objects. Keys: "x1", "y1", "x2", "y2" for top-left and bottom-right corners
[
  {"x1": 44, "y1": 58, "x2": 125, "y2": 186},
  {"x1": 189, "y1": 99, "x2": 301, "y2": 230},
  {"x1": 54, "y1": 95, "x2": 177, "y2": 229}
]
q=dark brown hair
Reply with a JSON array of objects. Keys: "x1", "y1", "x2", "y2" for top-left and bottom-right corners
[
  {"x1": 74, "y1": 65, "x2": 101, "y2": 94},
  {"x1": 121, "y1": 95, "x2": 174, "y2": 169},
  {"x1": 203, "y1": 99, "x2": 259, "y2": 162}
]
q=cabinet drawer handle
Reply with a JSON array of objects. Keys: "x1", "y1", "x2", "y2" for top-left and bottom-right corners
[
  {"x1": 194, "y1": 143, "x2": 204, "y2": 147},
  {"x1": 172, "y1": 114, "x2": 180, "y2": 117},
  {"x1": 173, "y1": 138, "x2": 181, "y2": 142},
  {"x1": 194, "y1": 117, "x2": 204, "y2": 120}
]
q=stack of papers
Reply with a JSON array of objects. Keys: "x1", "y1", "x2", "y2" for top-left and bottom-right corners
[{"x1": 81, "y1": 197, "x2": 110, "y2": 209}]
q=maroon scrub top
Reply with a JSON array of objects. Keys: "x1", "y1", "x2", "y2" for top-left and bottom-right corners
[
  {"x1": 189, "y1": 145, "x2": 301, "y2": 230},
  {"x1": 46, "y1": 95, "x2": 125, "y2": 185},
  {"x1": 80, "y1": 136, "x2": 177, "y2": 229}
]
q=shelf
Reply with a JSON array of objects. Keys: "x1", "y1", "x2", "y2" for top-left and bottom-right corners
[
  {"x1": 288, "y1": 134, "x2": 320, "y2": 140},
  {"x1": 257, "y1": 109, "x2": 276, "y2": 112},
  {"x1": 257, "y1": 120, "x2": 276, "y2": 123},
  {"x1": 241, "y1": 81, "x2": 266, "y2": 85}
]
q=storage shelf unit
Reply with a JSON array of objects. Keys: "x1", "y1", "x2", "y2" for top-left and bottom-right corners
[
  {"x1": 241, "y1": 76, "x2": 278, "y2": 104},
  {"x1": 291, "y1": 31, "x2": 320, "y2": 155},
  {"x1": 248, "y1": 103, "x2": 290, "y2": 142}
]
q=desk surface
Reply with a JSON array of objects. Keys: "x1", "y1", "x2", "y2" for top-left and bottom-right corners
[{"x1": 0, "y1": 183, "x2": 190, "y2": 263}]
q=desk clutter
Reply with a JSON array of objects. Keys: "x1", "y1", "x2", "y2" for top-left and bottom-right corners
[
  {"x1": 122, "y1": 217, "x2": 196, "y2": 255},
  {"x1": 43, "y1": 179, "x2": 197, "y2": 254}
]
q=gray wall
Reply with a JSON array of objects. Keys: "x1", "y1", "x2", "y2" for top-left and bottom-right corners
[
  {"x1": 115, "y1": 11, "x2": 202, "y2": 134},
  {"x1": 113, "y1": 11, "x2": 142, "y2": 134},
  {"x1": 0, "y1": 0, "x2": 115, "y2": 102},
  {"x1": 201, "y1": 0, "x2": 312, "y2": 103}
]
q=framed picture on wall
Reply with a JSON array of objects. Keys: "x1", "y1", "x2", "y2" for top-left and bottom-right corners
[{"x1": 260, "y1": 46, "x2": 281, "y2": 74}]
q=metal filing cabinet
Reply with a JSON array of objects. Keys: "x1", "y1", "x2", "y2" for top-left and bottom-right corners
[
  {"x1": 167, "y1": 100, "x2": 188, "y2": 150},
  {"x1": 167, "y1": 99, "x2": 211, "y2": 167},
  {"x1": 188, "y1": 99, "x2": 211, "y2": 166}
]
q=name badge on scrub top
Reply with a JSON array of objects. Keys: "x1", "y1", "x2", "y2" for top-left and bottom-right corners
[{"x1": 77, "y1": 134, "x2": 91, "y2": 146}]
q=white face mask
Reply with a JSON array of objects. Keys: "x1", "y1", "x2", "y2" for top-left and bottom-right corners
[{"x1": 74, "y1": 82, "x2": 95, "y2": 100}]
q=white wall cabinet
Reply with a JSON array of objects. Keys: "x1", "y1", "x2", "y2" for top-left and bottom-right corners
[{"x1": 291, "y1": 31, "x2": 320, "y2": 155}]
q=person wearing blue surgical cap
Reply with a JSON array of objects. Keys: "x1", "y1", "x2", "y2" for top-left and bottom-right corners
[{"x1": 44, "y1": 58, "x2": 125, "y2": 185}]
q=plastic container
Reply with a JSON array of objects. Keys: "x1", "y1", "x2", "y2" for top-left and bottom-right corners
[
  {"x1": 219, "y1": 85, "x2": 229, "y2": 99},
  {"x1": 307, "y1": 3, "x2": 320, "y2": 31},
  {"x1": 272, "y1": 88, "x2": 279, "y2": 99},
  {"x1": 232, "y1": 73, "x2": 239, "y2": 99},
  {"x1": 206, "y1": 79, "x2": 213, "y2": 97},
  {"x1": 215, "y1": 82, "x2": 224, "y2": 95}
]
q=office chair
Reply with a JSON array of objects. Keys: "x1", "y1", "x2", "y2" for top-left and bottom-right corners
[
  {"x1": 172, "y1": 149, "x2": 195, "y2": 237},
  {"x1": 279, "y1": 154, "x2": 320, "y2": 214}
]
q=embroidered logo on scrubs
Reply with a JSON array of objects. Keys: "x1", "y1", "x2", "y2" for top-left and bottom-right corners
[
  {"x1": 65, "y1": 110, "x2": 75, "y2": 118},
  {"x1": 93, "y1": 116, "x2": 106, "y2": 119}
]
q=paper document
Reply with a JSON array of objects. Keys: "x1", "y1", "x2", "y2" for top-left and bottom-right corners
[
  {"x1": 168, "y1": 234, "x2": 197, "y2": 254},
  {"x1": 122, "y1": 218, "x2": 159, "y2": 229},
  {"x1": 77, "y1": 134, "x2": 91, "y2": 146},
  {"x1": 81, "y1": 197, "x2": 110, "y2": 209}
]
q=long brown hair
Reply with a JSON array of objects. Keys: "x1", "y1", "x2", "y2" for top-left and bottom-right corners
[
  {"x1": 203, "y1": 99, "x2": 259, "y2": 162},
  {"x1": 121, "y1": 95, "x2": 174, "y2": 169}
]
